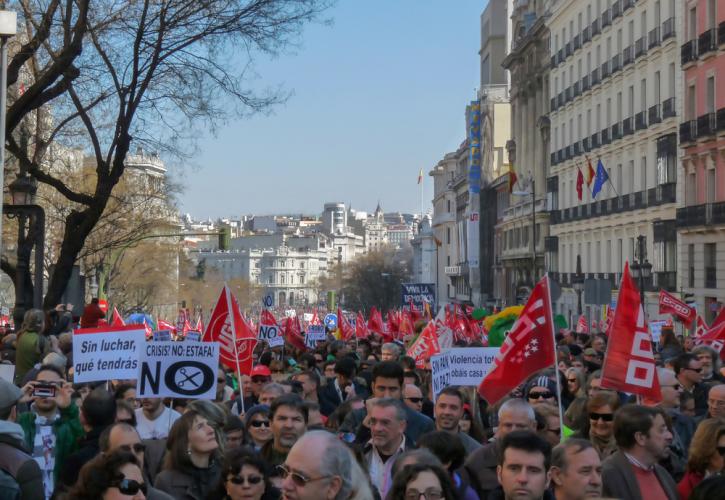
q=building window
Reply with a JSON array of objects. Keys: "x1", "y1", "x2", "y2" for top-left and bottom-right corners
[
  {"x1": 280, "y1": 274, "x2": 286, "y2": 284},
  {"x1": 656, "y1": 134, "x2": 676, "y2": 184},
  {"x1": 705, "y1": 243, "x2": 717, "y2": 288},
  {"x1": 688, "y1": 244, "x2": 695, "y2": 288},
  {"x1": 708, "y1": 169, "x2": 716, "y2": 203},
  {"x1": 447, "y1": 199, "x2": 451, "y2": 212},
  {"x1": 707, "y1": 76, "x2": 715, "y2": 114},
  {"x1": 687, "y1": 171, "x2": 697, "y2": 205},
  {"x1": 446, "y1": 227, "x2": 451, "y2": 244}
]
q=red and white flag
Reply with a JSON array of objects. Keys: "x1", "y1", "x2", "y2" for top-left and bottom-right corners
[
  {"x1": 406, "y1": 322, "x2": 440, "y2": 369},
  {"x1": 601, "y1": 263, "x2": 661, "y2": 401},
  {"x1": 355, "y1": 311, "x2": 370, "y2": 339},
  {"x1": 308, "y1": 310, "x2": 322, "y2": 326},
  {"x1": 659, "y1": 290, "x2": 696, "y2": 327},
  {"x1": 337, "y1": 307, "x2": 354, "y2": 341},
  {"x1": 695, "y1": 321, "x2": 725, "y2": 361},
  {"x1": 282, "y1": 315, "x2": 307, "y2": 352},
  {"x1": 576, "y1": 315, "x2": 589, "y2": 334},
  {"x1": 111, "y1": 307, "x2": 125, "y2": 327},
  {"x1": 158, "y1": 319, "x2": 176, "y2": 332},
  {"x1": 696, "y1": 316, "x2": 709, "y2": 338},
  {"x1": 478, "y1": 276, "x2": 556, "y2": 405},
  {"x1": 204, "y1": 286, "x2": 257, "y2": 375}
]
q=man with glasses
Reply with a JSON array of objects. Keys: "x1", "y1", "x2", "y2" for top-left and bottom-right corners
[
  {"x1": 674, "y1": 353, "x2": 708, "y2": 416},
  {"x1": 704, "y1": 383, "x2": 725, "y2": 419},
  {"x1": 363, "y1": 398, "x2": 409, "y2": 498},
  {"x1": 434, "y1": 387, "x2": 481, "y2": 453},
  {"x1": 281, "y1": 430, "x2": 359, "y2": 500},
  {"x1": 653, "y1": 368, "x2": 693, "y2": 479},
  {"x1": 403, "y1": 384, "x2": 424, "y2": 413},
  {"x1": 100, "y1": 422, "x2": 173, "y2": 500}
]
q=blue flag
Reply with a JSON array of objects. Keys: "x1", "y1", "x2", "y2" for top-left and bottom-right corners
[{"x1": 592, "y1": 159, "x2": 608, "y2": 198}]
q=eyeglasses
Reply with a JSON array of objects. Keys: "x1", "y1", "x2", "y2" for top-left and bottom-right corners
[
  {"x1": 717, "y1": 446, "x2": 725, "y2": 457},
  {"x1": 405, "y1": 397, "x2": 423, "y2": 404},
  {"x1": 528, "y1": 391, "x2": 553, "y2": 400},
  {"x1": 250, "y1": 420, "x2": 270, "y2": 428},
  {"x1": 113, "y1": 479, "x2": 147, "y2": 496},
  {"x1": 662, "y1": 383, "x2": 682, "y2": 391},
  {"x1": 567, "y1": 378, "x2": 578, "y2": 383},
  {"x1": 119, "y1": 443, "x2": 146, "y2": 454},
  {"x1": 589, "y1": 412, "x2": 614, "y2": 422},
  {"x1": 685, "y1": 367, "x2": 703, "y2": 373},
  {"x1": 229, "y1": 474, "x2": 263, "y2": 486},
  {"x1": 277, "y1": 464, "x2": 331, "y2": 487},
  {"x1": 708, "y1": 399, "x2": 725, "y2": 408},
  {"x1": 405, "y1": 488, "x2": 444, "y2": 500}
]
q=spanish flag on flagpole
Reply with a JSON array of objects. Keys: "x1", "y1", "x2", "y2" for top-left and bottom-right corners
[
  {"x1": 585, "y1": 156, "x2": 596, "y2": 186},
  {"x1": 417, "y1": 168, "x2": 423, "y2": 184}
]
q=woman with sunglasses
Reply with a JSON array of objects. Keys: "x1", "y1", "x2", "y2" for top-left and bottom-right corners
[
  {"x1": 244, "y1": 405, "x2": 273, "y2": 451},
  {"x1": 576, "y1": 390, "x2": 619, "y2": 458},
  {"x1": 67, "y1": 449, "x2": 147, "y2": 500},
  {"x1": 155, "y1": 410, "x2": 222, "y2": 500},
  {"x1": 678, "y1": 418, "x2": 725, "y2": 499},
  {"x1": 213, "y1": 447, "x2": 280, "y2": 500}
]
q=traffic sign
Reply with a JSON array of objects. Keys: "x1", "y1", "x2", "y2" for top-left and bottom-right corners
[
  {"x1": 262, "y1": 294, "x2": 273, "y2": 308},
  {"x1": 324, "y1": 313, "x2": 337, "y2": 330}
]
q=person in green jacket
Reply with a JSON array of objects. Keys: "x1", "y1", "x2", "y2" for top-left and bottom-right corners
[
  {"x1": 17, "y1": 364, "x2": 83, "y2": 498},
  {"x1": 14, "y1": 309, "x2": 50, "y2": 384}
]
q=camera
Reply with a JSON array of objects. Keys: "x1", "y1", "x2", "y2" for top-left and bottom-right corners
[{"x1": 32, "y1": 383, "x2": 56, "y2": 399}]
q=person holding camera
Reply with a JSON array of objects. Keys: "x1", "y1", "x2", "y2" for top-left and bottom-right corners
[{"x1": 16, "y1": 364, "x2": 83, "y2": 498}]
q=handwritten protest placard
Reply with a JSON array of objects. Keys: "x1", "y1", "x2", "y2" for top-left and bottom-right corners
[
  {"x1": 430, "y1": 347, "x2": 500, "y2": 401},
  {"x1": 73, "y1": 325, "x2": 147, "y2": 383}
]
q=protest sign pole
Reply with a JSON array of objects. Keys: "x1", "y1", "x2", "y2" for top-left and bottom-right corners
[
  {"x1": 545, "y1": 275, "x2": 565, "y2": 441},
  {"x1": 225, "y1": 284, "x2": 245, "y2": 415}
]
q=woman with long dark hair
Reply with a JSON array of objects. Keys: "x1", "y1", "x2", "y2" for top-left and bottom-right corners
[
  {"x1": 212, "y1": 447, "x2": 280, "y2": 500},
  {"x1": 66, "y1": 450, "x2": 146, "y2": 500}
]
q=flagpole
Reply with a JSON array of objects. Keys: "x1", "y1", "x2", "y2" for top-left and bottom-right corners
[
  {"x1": 544, "y1": 274, "x2": 565, "y2": 441},
  {"x1": 225, "y1": 283, "x2": 246, "y2": 415}
]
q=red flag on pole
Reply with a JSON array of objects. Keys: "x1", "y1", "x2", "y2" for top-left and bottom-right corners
[
  {"x1": 337, "y1": 307, "x2": 354, "y2": 341},
  {"x1": 367, "y1": 307, "x2": 387, "y2": 338},
  {"x1": 712, "y1": 306, "x2": 725, "y2": 330},
  {"x1": 282, "y1": 315, "x2": 307, "y2": 352},
  {"x1": 111, "y1": 307, "x2": 125, "y2": 327},
  {"x1": 406, "y1": 322, "x2": 440, "y2": 369},
  {"x1": 695, "y1": 321, "x2": 725, "y2": 361},
  {"x1": 309, "y1": 310, "x2": 322, "y2": 326},
  {"x1": 478, "y1": 276, "x2": 556, "y2": 405},
  {"x1": 356, "y1": 311, "x2": 370, "y2": 339},
  {"x1": 658, "y1": 290, "x2": 696, "y2": 326},
  {"x1": 576, "y1": 315, "x2": 589, "y2": 334},
  {"x1": 576, "y1": 168, "x2": 584, "y2": 201},
  {"x1": 204, "y1": 286, "x2": 257, "y2": 375},
  {"x1": 695, "y1": 316, "x2": 709, "y2": 338},
  {"x1": 600, "y1": 264, "x2": 661, "y2": 401}
]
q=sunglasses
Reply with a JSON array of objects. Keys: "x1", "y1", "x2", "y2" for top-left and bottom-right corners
[
  {"x1": 567, "y1": 378, "x2": 578, "y2": 383},
  {"x1": 718, "y1": 446, "x2": 725, "y2": 457},
  {"x1": 589, "y1": 412, "x2": 614, "y2": 422},
  {"x1": 250, "y1": 420, "x2": 270, "y2": 428},
  {"x1": 277, "y1": 464, "x2": 330, "y2": 487},
  {"x1": 662, "y1": 383, "x2": 682, "y2": 391},
  {"x1": 217, "y1": 378, "x2": 226, "y2": 384},
  {"x1": 119, "y1": 443, "x2": 146, "y2": 454},
  {"x1": 229, "y1": 474, "x2": 263, "y2": 486},
  {"x1": 528, "y1": 391, "x2": 553, "y2": 400},
  {"x1": 113, "y1": 479, "x2": 147, "y2": 496},
  {"x1": 405, "y1": 397, "x2": 423, "y2": 403},
  {"x1": 686, "y1": 367, "x2": 703, "y2": 373}
]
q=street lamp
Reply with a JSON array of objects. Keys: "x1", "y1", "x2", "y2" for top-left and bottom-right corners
[
  {"x1": 630, "y1": 235, "x2": 652, "y2": 312},
  {"x1": 0, "y1": 9, "x2": 16, "y2": 256},
  {"x1": 573, "y1": 254, "x2": 585, "y2": 316},
  {"x1": 8, "y1": 173, "x2": 37, "y2": 205}
]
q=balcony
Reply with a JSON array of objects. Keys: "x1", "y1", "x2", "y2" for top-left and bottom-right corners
[
  {"x1": 635, "y1": 37, "x2": 647, "y2": 58},
  {"x1": 600, "y1": 128, "x2": 611, "y2": 144},
  {"x1": 706, "y1": 267, "x2": 717, "y2": 289},
  {"x1": 573, "y1": 141, "x2": 582, "y2": 155},
  {"x1": 718, "y1": 107, "x2": 725, "y2": 131},
  {"x1": 648, "y1": 183, "x2": 676, "y2": 204},
  {"x1": 662, "y1": 97, "x2": 676, "y2": 118},
  {"x1": 601, "y1": 61, "x2": 610, "y2": 79},
  {"x1": 558, "y1": 92, "x2": 565, "y2": 107},
  {"x1": 720, "y1": 20, "x2": 725, "y2": 45},
  {"x1": 592, "y1": 18, "x2": 601, "y2": 36},
  {"x1": 591, "y1": 132, "x2": 600, "y2": 149},
  {"x1": 611, "y1": 122, "x2": 622, "y2": 140},
  {"x1": 550, "y1": 55, "x2": 557, "y2": 68},
  {"x1": 681, "y1": 39, "x2": 698, "y2": 65},
  {"x1": 649, "y1": 104, "x2": 661, "y2": 125},
  {"x1": 582, "y1": 74, "x2": 590, "y2": 92},
  {"x1": 622, "y1": 0, "x2": 633, "y2": 11},
  {"x1": 697, "y1": 112, "x2": 717, "y2": 138},
  {"x1": 565, "y1": 87, "x2": 572, "y2": 101},
  {"x1": 573, "y1": 81, "x2": 581, "y2": 98},
  {"x1": 622, "y1": 46, "x2": 634, "y2": 66},
  {"x1": 634, "y1": 111, "x2": 647, "y2": 130},
  {"x1": 573, "y1": 34, "x2": 581, "y2": 50},
  {"x1": 610, "y1": 54, "x2": 621, "y2": 73},
  {"x1": 601, "y1": 9, "x2": 611, "y2": 28},
  {"x1": 583, "y1": 136, "x2": 591, "y2": 152},
  {"x1": 680, "y1": 120, "x2": 697, "y2": 143},
  {"x1": 654, "y1": 271, "x2": 677, "y2": 292},
  {"x1": 699, "y1": 28, "x2": 717, "y2": 57},
  {"x1": 677, "y1": 202, "x2": 725, "y2": 227},
  {"x1": 591, "y1": 67, "x2": 600, "y2": 85},
  {"x1": 623, "y1": 117, "x2": 633, "y2": 135},
  {"x1": 611, "y1": 1, "x2": 621, "y2": 20},
  {"x1": 583, "y1": 26, "x2": 591, "y2": 43},
  {"x1": 551, "y1": 97, "x2": 557, "y2": 111},
  {"x1": 565, "y1": 41, "x2": 573, "y2": 57},
  {"x1": 662, "y1": 17, "x2": 675, "y2": 41},
  {"x1": 649, "y1": 27, "x2": 661, "y2": 49},
  {"x1": 558, "y1": 49, "x2": 565, "y2": 64}
]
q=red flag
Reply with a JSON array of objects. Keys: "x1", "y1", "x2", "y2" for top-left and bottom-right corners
[
  {"x1": 575, "y1": 315, "x2": 588, "y2": 334},
  {"x1": 204, "y1": 286, "x2": 257, "y2": 375},
  {"x1": 696, "y1": 316, "x2": 709, "y2": 338},
  {"x1": 478, "y1": 276, "x2": 556, "y2": 405},
  {"x1": 696, "y1": 322, "x2": 725, "y2": 360},
  {"x1": 712, "y1": 306, "x2": 725, "y2": 330},
  {"x1": 308, "y1": 310, "x2": 322, "y2": 326},
  {"x1": 356, "y1": 311, "x2": 370, "y2": 339},
  {"x1": 338, "y1": 307, "x2": 354, "y2": 341},
  {"x1": 576, "y1": 169, "x2": 584, "y2": 201},
  {"x1": 399, "y1": 309, "x2": 415, "y2": 337},
  {"x1": 601, "y1": 264, "x2": 661, "y2": 401},
  {"x1": 406, "y1": 322, "x2": 440, "y2": 368},
  {"x1": 283, "y1": 315, "x2": 307, "y2": 352},
  {"x1": 408, "y1": 299, "x2": 421, "y2": 323},
  {"x1": 111, "y1": 307, "x2": 125, "y2": 327},
  {"x1": 158, "y1": 319, "x2": 176, "y2": 332},
  {"x1": 367, "y1": 307, "x2": 386, "y2": 337},
  {"x1": 423, "y1": 301, "x2": 433, "y2": 321},
  {"x1": 658, "y1": 290, "x2": 696, "y2": 327}
]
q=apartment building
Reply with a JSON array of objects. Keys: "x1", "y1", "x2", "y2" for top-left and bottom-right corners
[
  {"x1": 678, "y1": 0, "x2": 725, "y2": 324},
  {"x1": 546, "y1": 0, "x2": 680, "y2": 321}
]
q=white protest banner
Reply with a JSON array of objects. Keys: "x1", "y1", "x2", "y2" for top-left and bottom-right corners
[
  {"x1": 185, "y1": 331, "x2": 201, "y2": 342},
  {"x1": 430, "y1": 347, "x2": 500, "y2": 401},
  {"x1": 305, "y1": 325, "x2": 326, "y2": 349},
  {"x1": 303, "y1": 313, "x2": 313, "y2": 322},
  {"x1": 258, "y1": 324, "x2": 284, "y2": 347},
  {"x1": 0, "y1": 364, "x2": 14, "y2": 383},
  {"x1": 153, "y1": 330, "x2": 172, "y2": 342},
  {"x1": 137, "y1": 341, "x2": 219, "y2": 399},
  {"x1": 73, "y1": 325, "x2": 146, "y2": 383}
]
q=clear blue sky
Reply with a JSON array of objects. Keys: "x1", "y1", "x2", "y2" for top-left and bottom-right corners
[{"x1": 180, "y1": 1, "x2": 485, "y2": 219}]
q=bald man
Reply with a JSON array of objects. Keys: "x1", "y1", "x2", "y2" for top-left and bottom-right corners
[
  {"x1": 706, "y1": 384, "x2": 725, "y2": 419},
  {"x1": 403, "y1": 384, "x2": 424, "y2": 413}
]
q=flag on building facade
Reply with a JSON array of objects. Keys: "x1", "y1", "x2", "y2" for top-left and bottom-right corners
[
  {"x1": 592, "y1": 159, "x2": 608, "y2": 198},
  {"x1": 600, "y1": 264, "x2": 661, "y2": 401},
  {"x1": 576, "y1": 168, "x2": 584, "y2": 201},
  {"x1": 478, "y1": 276, "x2": 556, "y2": 405},
  {"x1": 585, "y1": 156, "x2": 596, "y2": 186}
]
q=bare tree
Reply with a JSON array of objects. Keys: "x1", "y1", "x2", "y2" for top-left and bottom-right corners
[{"x1": 4, "y1": 0, "x2": 331, "y2": 308}]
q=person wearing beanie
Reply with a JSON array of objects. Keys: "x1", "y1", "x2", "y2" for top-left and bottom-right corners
[{"x1": 525, "y1": 375, "x2": 558, "y2": 408}]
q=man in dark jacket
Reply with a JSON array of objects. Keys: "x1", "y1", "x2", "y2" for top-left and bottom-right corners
[
  {"x1": 488, "y1": 430, "x2": 554, "y2": 500},
  {"x1": 338, "y1": 361, "x2": 433, "y2": 446},
  {"x1": 319, "y1": 356, "x2": 368, "y2": 415},
  {"x1": 601, "y1": 404, "x2": 678, "y2": 500},
  {"x1": 57, "y1": 387, "x2": 117, "y2": 490},
  {"x1": 0, "y1": 377, "x2": 44, "y2": 499}
]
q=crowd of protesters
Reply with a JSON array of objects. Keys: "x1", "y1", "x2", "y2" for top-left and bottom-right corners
[{"x1": 0, "y1": 305, "x2": 725, "y2": 499}]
